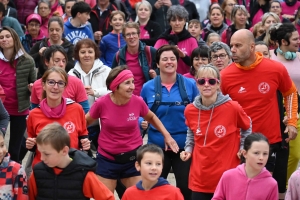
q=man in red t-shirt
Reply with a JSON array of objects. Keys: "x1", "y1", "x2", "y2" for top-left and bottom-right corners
[{"x1": 220, "y1": 29, "x2": 298, "y2": 198}]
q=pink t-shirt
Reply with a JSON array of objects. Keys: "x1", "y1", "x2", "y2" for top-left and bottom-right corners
[
  {"x1": 89, "y1": 94, "x2": 149, "y2": 160},
  {"x1": 183, "y1": 72, "x2": 195, "y2": 79},
  {"x1": 281, "y1": 1, "x2": 300, "y2": 16},
  {"x1": 237, "y1": 0, "x2": 250, "y2": 11},
  {"x1": 31, "y1": 75, "x2": 88, "y2": 104},
  {"x1": 0, "y1": 59, "x2": 29, "y2": 115},
  {"x1": 252, "y1": 9, "x2": 264, "y2": 26},
  {"x1": 140, "y1": 25, "x2": 150, "y2": 39},
  {"x1": 125, "y1": 51, "x2": 146, "y2": 95},
  {"x1": 154, "y1": 37, "x2": 198, "y2": 74}
]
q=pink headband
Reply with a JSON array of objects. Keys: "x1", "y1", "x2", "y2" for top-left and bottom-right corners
[{"x1": 110, "y1": 70, "x2": 134, "y2": 92}]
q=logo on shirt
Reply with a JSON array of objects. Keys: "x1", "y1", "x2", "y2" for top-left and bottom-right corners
[
  {"x1": 214, "y1": 125, "x2": 226, "y2": 138},
  {"x1": 127, "y1": 113, "x2": 137, "y2": 121},
  {"x1": 181, "y1": 47, "x2": 187, "y2": 54},
  {"x1": 65, "y1": 31, "x2": 89, "y2": 45},
  {"x1": 63, "y1": 121, "x2": 76, "y2": 133},
  {"x1": 238, "y1": 86, "x2": 246, "y2": 93},
  {"x1": 258, "y1": 82, "x2": 270, "y2": 94}
]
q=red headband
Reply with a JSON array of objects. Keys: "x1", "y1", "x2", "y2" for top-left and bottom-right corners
[{"x1": 110, "y1": 70, "x2": 134, "y2": 92}]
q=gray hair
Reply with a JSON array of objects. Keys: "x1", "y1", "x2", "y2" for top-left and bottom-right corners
[
  {"x1": 208, "y1": 42, "x2": 232, "y2": 58},
  {"x1": 196, "y1": 63, "x2": 221, "y2": 80},
  {"x1": 207, "y1": 33, "x2": 220, "y2": 42},
  {"x1": 38, "y1": 0, "x2": 51, "y2": 9},
  {"x1": 166, "y1": 5, "x2": 189, "y2": 22},
  {"x1": 261, "y1": 12, "x2": 280, "y2": 26},
  {"x1": 135, "y1": 0, "x2": 152, "y2": 15}
]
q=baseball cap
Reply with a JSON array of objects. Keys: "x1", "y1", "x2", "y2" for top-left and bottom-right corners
[{"x1": 26, "y1": 14, "x2": 42, "y2": 25}]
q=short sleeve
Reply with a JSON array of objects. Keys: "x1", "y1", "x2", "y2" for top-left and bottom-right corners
[{"x1": 139, "y1": 96, "x2": 150, "y2": 117}]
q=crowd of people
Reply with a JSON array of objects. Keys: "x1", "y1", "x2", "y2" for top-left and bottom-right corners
[{"x1": 0, "y1": 0, "x2": 299, "y2": 199}]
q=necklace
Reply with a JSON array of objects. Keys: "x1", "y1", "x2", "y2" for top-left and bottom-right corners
[{"x1": 196, "y1": 106, "x2": 215, "y2": 146}]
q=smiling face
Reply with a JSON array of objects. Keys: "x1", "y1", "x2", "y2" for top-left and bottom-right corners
[
  {"x1": 170, "y1": 16, "x2": 186, "y2": 34},
  {"x1": 110, "y1": 14, "x2": 125, "y2": 33},
  {"x1": 115, "y1": 77, "x2": 135, "y2": 99},
  {"x1": 210, "y1": 8, "x2": 224, "y2": 27},
  {"x1": 243, "y1": 141, "x2": 269, "y2": 174},
  {"x1": 48, "y1": 21, "x2": 63, "y2": 43},
  {"x1": 283, "y1": 31, "x2": 300, "y2": 53},
  {"x1": 193, "y1": 56, "x2": 209, "y2": 71},
  {"x1": 124, "y1": 27, "x2": 140, "y2": 48},
  {"x1": 137, "y1": 4, "x2": 151, "y2": 21},
  {"x1": 135, "y1": 152, "x2": 163, "y2": 186},
  {"x1": 196, "y1": 70, "x2": 220, "y2": 98},
  {"x1": 0, "y1": 30, "x2": 14, "y2": 50},
  {"x1": 157, "y1": 50, "x2": 178, "y2": 75},
  {"x1": 78, "y1": 45, "x2": 96, "y2": 68},
  {"x1": 42, "y1": 71, "x2": 66, "y2": 102}
]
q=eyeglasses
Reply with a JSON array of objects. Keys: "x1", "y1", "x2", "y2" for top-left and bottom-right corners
[
  {"x1": 46, "y1": 79, "x2": 66, "y2": 88},
  {"x1": 125, "y1": 32, "x2": 138, "y2": 38},
  {"x1": 197, "y1": 78, "x2": 219, "y2": 86},
  {"x1": 234, "y1": 5, "x2": 246, "y2": 8},
  {"x1": 211, "y1": 53, "x2": 227, "y2": 61},
  {"x1": 39, "y1": 6, "x2": 49, "y2": 10},
  {"x1": 271, "y1": 6, "x2": 280, "y2": 9},
  {"x1": 28, "y1": 23, "x2": 40, "y2": 28},
  {"x1": 193, "y1": 57, "x2": 209, "y2": 62},
  {"x1": 227, "y1": 3, "x2": 236, "y2": 6}
]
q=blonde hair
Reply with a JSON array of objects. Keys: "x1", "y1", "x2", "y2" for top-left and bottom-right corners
[{"x1": 196, "y1": 64, "x2": 220, "y2": 79}]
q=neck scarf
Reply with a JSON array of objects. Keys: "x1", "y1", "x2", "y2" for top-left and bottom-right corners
[{"x1": 40, "y1": 97, "x2": 66, "y2": 118}]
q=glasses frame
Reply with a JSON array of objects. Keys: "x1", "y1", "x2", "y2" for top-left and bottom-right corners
[
  {"x1": 211, "y1": 54, "x2": 228, "y2": 61},
  {"x1": 46, "y1": 79, "x2": 66, "y2": 88}
]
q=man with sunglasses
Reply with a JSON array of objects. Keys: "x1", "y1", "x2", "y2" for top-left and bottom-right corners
[{"x1": 221, "y1": 29, "x2": 298, "y2": 199}]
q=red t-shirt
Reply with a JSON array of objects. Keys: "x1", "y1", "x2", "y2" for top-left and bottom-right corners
[
  {"x1": 184, "y1": 101, "x2": 251, "y2": 193},
  {"x1": 27, "y1": 103, "x2": 88, "y2": 167},
  {"x1": 31, "y1": 76, "x2": 88, "y2": 104},
  {"x1": 221, "y1": 57, "x2": 293, "y2": 144},
  {"x1": 89, "y1": 94, "x2": 148, "y2": 160}
]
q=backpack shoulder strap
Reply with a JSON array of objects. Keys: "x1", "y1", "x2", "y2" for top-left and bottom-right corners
[
  {"x1": 144, "y1": 45, "x2": 152, "y2": 68},
  {"x1": 116, "y1": 51, "x2": 120, "y2": 65},
  {"x1": 177, "y1": 74, "x2": 190, "y2": 106},
  {"x1": 150, "y1": 75, "x2": 162, "y2": 113}
]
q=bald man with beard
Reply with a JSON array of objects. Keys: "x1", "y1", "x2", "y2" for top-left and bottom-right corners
[{"x1": 220, "y1": 29, "x2": 298, "y2": 199}]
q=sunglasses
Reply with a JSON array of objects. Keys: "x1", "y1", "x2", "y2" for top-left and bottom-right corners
[{"x1": 197, "y1": 78, "x2": 219, "y2": 86}]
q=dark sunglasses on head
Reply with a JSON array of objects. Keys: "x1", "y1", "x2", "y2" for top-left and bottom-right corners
[{"x1": 197, "y1": 78, "x2": 219, "y2": 86}]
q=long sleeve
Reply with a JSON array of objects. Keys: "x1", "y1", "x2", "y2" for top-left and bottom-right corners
[
  {"x1": 13, "y1": 165, "x2": 28, "y2": 200},
  {"x1": 184, "y1": 128, "x2": 194, "y2": 153},
  {"x1": 240, "y1": 117, "x2": 252, "y2": 149},
  {"x1": 0, "y1": 100, "x2": 9, "y2": 134},
  {"x1": 283, "y1": 83, "x2": 298, "y2": 127}
]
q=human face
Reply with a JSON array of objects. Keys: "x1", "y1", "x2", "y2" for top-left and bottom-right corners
[
  {"x1": 0, "y1": 30, "x2": 14, "y2": 50},
  {"x1": 65, "y1": 1, "x2": 75, "y2": 17},
  {"x1": 193, "y1": 56, "x2": 209, "y2": 71},
  {"x1": 37, "y1": 143, "x2": 68, "y2": 168},
  {"x1": 78, "y1": 12, "x2": 90, "y2": 25},
  {"x1": 48, "y1": 21, "x2": 63, "y2": 43},
  {"x1": 206, "y1": 36, "x2": 220, "y2": 46},
  {"x1": 78, "y1": 46, "x2": 96, "y2": 67},
  {"x1": 255, "y1": 44, "x2": 270, "y2": 58},
  {"x1": 188, "y1": 23, "x2": 202, "y2": 39},
  {"x1": 42, "y1": 72, "x2": 66, "y2": 102},
  {"x1": 0, "y1": 135, "x2": 7, "y2": 164},
  {"x1": 211, "y1": 49, "x2": 230, "y2": 71},
  {"x1": 116, "y1": 77, "x2": 135, "y2": 99},
  {"x1": 170, "y1": 17, "x2": 186, "y2": 34},
  {"x1": 135, "y1": 152, "x2": 163, "y2": 186},
  {"x1": 158, "y1": 50, "x2": 177, "y2": 75},
  {"x1": 98, "y1": 0, "x2": 109, "y2": 8},
  {"x1": 110, "y1": 14, "x2": 125, "y2": 33},
  {"x1": 230, "y1": 34, "x2": 254, "y2": 64},
  {"x1": 225, "y1": 0, "x2": 236, "y2": 15},
  {"x1": 45, "y1": 51, "x2": 67, "y2": 69},
  {"x1": 210, "y1": 9, "x2": 223, "y2": 27},
  {"x1": 263, "y1": 16, "x2": 277, "y2": 31},
  {"x1": 243, "y1": 141, "x2": 269, "y2": 174},
  {"x1": 27, "y1": 20, "x2": 41, "y2": 38},
  {"x1": 234, "y1": 10, "x2": 247, "y2": 26},
  {"x1": 196, "y1": 71, "x2": 220, "y2": 98},
  {"x1": 256, "y1": 26, "x2": 265, "y2": 38},
  {"x1": 270, "y1": 2, "x2": 281, "y2": 16},
  {"x1": 284, "y1": 31, "x2": 300, "y2": 53},
  {"x1": 0, "y1": 0, "x2": 9, "y2": 6},
  {"x1": 137, "y1": 4, "x2": 151, "y2": 21},
  {"x1": 124, "y1": 27, "x2": 140, "y2": 48},
  {"x1": 38, "y1": 2, "x2": 51, "y2": 18}
]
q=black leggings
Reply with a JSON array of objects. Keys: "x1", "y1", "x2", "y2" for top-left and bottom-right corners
[
  {"x1": 9, "y1": 115, "x2": 27, "y2": 162},
  {"x1": 191, "y1": 191, "x2": 214, "y2": 200},
  {"x1": 161, "y1": 150, "x2": 191, "y2": 200}
]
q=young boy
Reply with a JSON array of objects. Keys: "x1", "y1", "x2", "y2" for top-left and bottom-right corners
[
  {"x1": 28, "y1": 123, "x2": 115, "y2": 200},
  {"x1": 122, "y1": 144, "x2": 184, "y2": 200},
  {"x1": 188, "y1": 19, "x2": 206, "y2": 47},
  {"x1": 63, "y1": 1, "x2": 94, "y2": 45},
  {"x1": 0, "y1": 129, "x2": 28, "y2": 200}
]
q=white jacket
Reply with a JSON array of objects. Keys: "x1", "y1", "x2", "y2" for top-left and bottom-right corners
[{"x1": 68, "y1": 59, "x2": 111, "y2": 106}]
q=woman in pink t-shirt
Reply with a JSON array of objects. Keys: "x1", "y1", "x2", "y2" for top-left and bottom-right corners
[{"x1": 85, "y1": 66, "x2": 179, "y2": 194}]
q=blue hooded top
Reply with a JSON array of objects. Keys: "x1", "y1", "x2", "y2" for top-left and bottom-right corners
[{"x1": 63, "y1": 18, "x2": 94, "y2": 45}]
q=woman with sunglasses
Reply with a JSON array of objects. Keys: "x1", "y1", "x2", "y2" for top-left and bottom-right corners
[
  {"x1": 140, "y1": 45, "x2": 198, "y2": 200},
  {"x1": 183, "y1": 46, "x2": 210, "y2": 79},
  {"x1": 180, "y1": 64, "x2": 251, "y2": 200},
  {"x1": 26, "y1": 67, "x2": 90, "y2": 168}
]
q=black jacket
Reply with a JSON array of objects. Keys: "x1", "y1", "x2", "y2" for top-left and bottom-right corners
[
  {"x1": 33, "y1": 149, "x2": 97, "y2": 200},
  {"x1": 183, "y1": 0, "x2": 199, "y2": 21},
  {"x1": 29, "y1": 38, "x2": 75, "y2": 78},
  {"x1": 139, "y1": 20, "x2": 162, "y2": 46}
]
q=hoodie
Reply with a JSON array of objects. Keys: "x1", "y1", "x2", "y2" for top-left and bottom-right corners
[
  {"x1": 68, "y1": 58, "x2": 111, "y2": 106},
  {"x1": 212, "y1": 164, "x2": 278, "y2": 200},
  {"x1": 122, "y1": 177, "x2": 184, "y2": 200},
  {"x1": 184, "y1": 92, "x2": 252, "y2": 193},
  {"x1": 64, "y1": 18, "x2": 94, "y2": 45}
]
